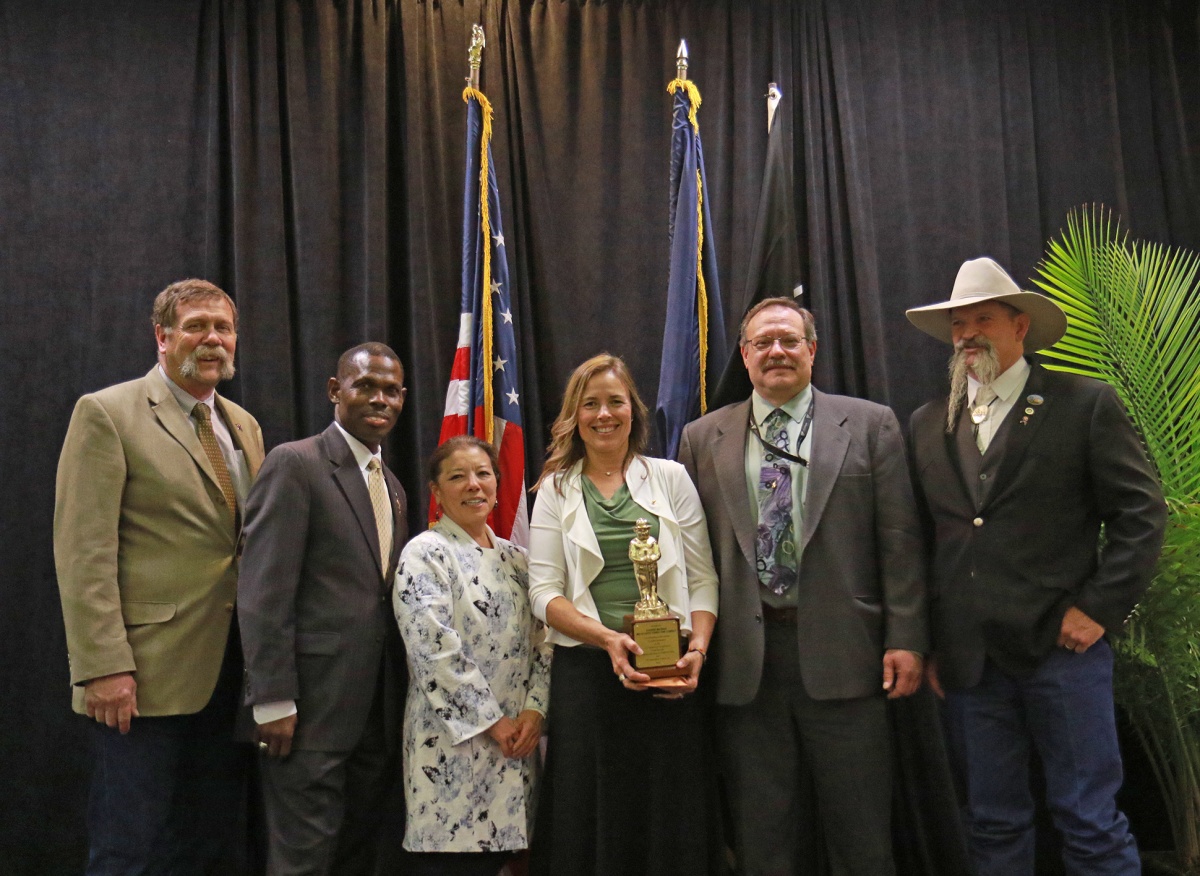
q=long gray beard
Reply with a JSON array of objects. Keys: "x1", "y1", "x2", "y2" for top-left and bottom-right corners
[
  {"x1": 945, "y1": 342, "x2": 1001, "y2": 432},
  {"x1": 179, "y1": 344, "x2": 236, "y2": 382}
]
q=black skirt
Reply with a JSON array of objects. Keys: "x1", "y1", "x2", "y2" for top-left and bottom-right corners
[{"x1": 530, "y1": 644, "x2": 726, "y2": 876}]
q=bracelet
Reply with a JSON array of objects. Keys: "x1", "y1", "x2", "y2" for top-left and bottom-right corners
[{"x1": 687, "y1": 647, "x2": 707, "y2": 664}]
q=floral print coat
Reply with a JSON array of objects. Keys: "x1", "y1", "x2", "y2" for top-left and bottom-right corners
[{"x1": 394, "y1": 517, "x2": 552, "y2": 852}]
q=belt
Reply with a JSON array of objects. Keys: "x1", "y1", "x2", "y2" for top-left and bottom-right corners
[{"x1": 761, "y1": 604, "x2": 798, "y2": 624}]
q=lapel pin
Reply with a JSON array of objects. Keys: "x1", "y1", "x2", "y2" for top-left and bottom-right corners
[
  {"x1": 1020, "y1": 416, "x2": 1030, "y2": 426},
  {"x1": 1024, "y1": 407, "x2": 1035, "y2": 415},
  {"x1": 1027, "y1": 394, "x2": 1044, "y2": 405}
]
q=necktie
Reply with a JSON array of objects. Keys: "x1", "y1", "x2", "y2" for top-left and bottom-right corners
[
  {"x1": 972, "y1": 385, "x2": 998, "y2": 453},
  {"x1": 756, "y1": 408, "x2": 797, "y2": 595},
  {"x1": 367, "y1": 458, "x2": 393, "y2": 576},
  {"x1": 191, "y1": 403, "x2": 238, "y2": 518}
]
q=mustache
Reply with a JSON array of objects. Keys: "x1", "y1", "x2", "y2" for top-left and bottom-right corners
[
  {"x1": 945, "y1": 338, "x2": 1000, "y2": 432},
  {"x1": 179, "y1": 344, "x2": 236, "y2": 381}
]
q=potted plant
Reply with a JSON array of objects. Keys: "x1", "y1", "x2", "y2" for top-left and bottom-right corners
[{"x1": 1034, "y1": 204, "x2": 1200, "y2": 874}]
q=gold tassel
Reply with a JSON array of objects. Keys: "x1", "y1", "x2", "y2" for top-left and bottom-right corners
[{"x1": 463, "y1": 87, "x2": 495, "y2": 443}]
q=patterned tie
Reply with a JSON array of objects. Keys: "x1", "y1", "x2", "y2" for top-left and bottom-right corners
[
  {"x1": 191, "y1": 403, "x2": 238, "y2": 518},
  {"x1": 367, "y1": 458, "x2": 393, "y2": 576},
  {"x1": 756, "y1": 409, "x2": 798, "y2": 595}
]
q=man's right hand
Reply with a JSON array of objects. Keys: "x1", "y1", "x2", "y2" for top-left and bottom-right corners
[
  {"x1": 257, "y1": 714, "x2": 298, "y2": 758},
  {"x1": 925, "y1": 655, "x2": 945, "y2": 700},
  {"x1": 84, "y1": 672, "x2": 139, "y2": 734}
]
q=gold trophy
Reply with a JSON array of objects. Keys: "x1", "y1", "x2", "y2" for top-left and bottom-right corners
[{"x1": 623, "y1": 518, "x2": 686, "y2": 681}]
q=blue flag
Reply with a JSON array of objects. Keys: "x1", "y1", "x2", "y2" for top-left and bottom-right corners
[{"x1": 656, "y1": 79, "x2": 726, "y2": 460}]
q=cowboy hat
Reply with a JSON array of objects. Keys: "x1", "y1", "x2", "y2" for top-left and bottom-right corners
[{"x1": 906, "y1": 257, "x2": 1067, "y2": 351}]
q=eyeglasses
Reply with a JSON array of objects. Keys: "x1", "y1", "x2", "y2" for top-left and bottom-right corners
[{"x1": 742, "y1": 335, "x2": 809, "y2": 353}]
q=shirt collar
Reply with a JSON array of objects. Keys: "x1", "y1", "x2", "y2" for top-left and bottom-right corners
[
  {"x1": 751, "y1": 383, "x2": 813, "y2": 426},
  {"x1": 333, "y1": 419, "x2": 383, "y2": 472},
  {"x1": 968, "y1": 356, "x2": 1030, "y2": 405},
  {"x1": 157, "y1": 364, "x2": 216, "y2": 415}
]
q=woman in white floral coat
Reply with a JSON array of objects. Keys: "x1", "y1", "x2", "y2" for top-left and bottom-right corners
[{"x1": 394, "y1": 436, "x2": 552, "y2": 876}]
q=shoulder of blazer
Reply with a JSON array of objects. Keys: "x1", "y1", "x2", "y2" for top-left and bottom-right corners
[
  {"x1": 316, "y1": 422, "x2": 357, "y2": 467},
  {"x1": 688, "y1": 398, "x2": 752, "y2": 439}
]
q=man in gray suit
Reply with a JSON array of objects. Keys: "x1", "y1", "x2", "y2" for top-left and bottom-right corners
[
  {"x1": 238, "y1": 342, "x2": 409, "y2": 875},
  {"x1": 679, "y1": 297, "x2": 927, "y2": 876}
]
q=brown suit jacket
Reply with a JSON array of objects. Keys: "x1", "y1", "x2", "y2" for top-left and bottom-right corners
[
  {"x1": 54, "y1": 367, "x2": 265, "y2": 716},
  {"x1": 679, "y1": 388, "x2": 928, "y2": 705}
]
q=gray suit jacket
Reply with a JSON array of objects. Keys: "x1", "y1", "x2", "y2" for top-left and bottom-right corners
[
  {"x1": 679, "y1": 388, "x2": 928, "y2": 705},
  {"x1": 238, "y1": 423, "x2": 408, "y2": 751}
]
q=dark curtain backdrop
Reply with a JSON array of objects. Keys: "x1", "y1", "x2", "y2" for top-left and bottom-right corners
[{"x1": 2, "y1": 0, "x2": 1197, "y2": 873}]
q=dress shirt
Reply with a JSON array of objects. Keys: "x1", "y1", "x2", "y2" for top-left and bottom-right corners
[
  {"x1": 745, "y1": 386, "x2": 813, "y2": 607},
  {"x1": 967, "y1": 357, "x2": 1031, "y2": 452},
  {"x1": 157, "y1": 366, "x2": 250, "y2": 503},
  {"x1": 254, "y1": 420, "x2": 388, "y2": 726}
]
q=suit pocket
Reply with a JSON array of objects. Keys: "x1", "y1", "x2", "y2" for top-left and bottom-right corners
[
  {"x1": 121, "y1": 601, "x2": 177, "y2": 626},
  {"x1": 296, "y1": 631, "x2": 341, "y2": 655}
]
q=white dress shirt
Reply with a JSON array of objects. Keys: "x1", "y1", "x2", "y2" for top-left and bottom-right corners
[{"x1": 968, "y1": 357, "x2": 1031, "y2": 453}]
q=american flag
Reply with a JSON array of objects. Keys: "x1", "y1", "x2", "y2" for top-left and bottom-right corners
[{"x1": 433, "y1": 85, "x2": 528, "y2": 544}]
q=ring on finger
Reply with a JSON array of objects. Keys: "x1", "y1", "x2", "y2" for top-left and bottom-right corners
[
  {"x1": 617, "y1": 673, "x2": 625, "y2": 682},
  {"x1": 257, "y1": 741, "x2": 269, "y2": 752}
]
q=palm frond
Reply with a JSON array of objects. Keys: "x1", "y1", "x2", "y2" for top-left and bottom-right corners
[{"x1": 1034, "y1": 205, "x2": 1200, "y2": 503}]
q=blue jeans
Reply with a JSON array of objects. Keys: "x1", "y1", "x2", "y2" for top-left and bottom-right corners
[
  {"x1": 945, "y1": 639, "x2": 1139, "y2": 876},
  {"x1": 85, "y1": 638, "x2": 250, "y2": 876}
]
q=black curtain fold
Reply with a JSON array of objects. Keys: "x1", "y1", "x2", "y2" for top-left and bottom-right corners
[{"x1": 2, "y1": 1, "x2": 1197, "y2": 872}]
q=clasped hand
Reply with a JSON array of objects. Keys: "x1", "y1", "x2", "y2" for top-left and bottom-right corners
[{"x1": 487, "y1": 710, "x2": 543, "y2": 759}]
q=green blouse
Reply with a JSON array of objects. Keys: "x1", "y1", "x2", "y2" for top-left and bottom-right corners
[{"x1": 581, "y1": 477, "x2": 662, "y2": 631}]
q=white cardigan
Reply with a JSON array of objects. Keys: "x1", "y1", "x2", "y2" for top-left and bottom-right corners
[{"x1": 528, "y1": 456, "x2": 719, "y2": 647}]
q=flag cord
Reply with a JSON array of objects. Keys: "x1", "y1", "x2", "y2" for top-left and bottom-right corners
[
  {"x1": 696, "y1": 167, "x2": 708, "y2": 414},
  {"x1": 464, "y1": 86, "x2": 496, "y2": 443}
]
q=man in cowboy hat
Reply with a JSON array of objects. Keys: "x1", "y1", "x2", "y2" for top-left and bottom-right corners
[{"x1": 906, "y1": 257, "x2": 1167, "y2": 874}]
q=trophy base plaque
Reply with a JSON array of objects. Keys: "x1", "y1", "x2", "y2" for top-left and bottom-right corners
[{"x1": 623, "y1": 613, "x2": 686, "y2": 679}]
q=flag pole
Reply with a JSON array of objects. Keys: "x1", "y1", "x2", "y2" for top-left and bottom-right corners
[
  {"x1": 467, "y1": 24, "x2": 484, "y2": 90},
  {"x1": 676, "y1": 39, "x2": 688, "y2": 82}
]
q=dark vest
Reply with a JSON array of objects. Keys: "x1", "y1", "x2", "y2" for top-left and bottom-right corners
[{"x1": 954, "y1": 398, "x2": 1014, "y2": 509}]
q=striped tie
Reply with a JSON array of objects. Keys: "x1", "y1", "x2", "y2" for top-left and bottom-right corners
[
  {"x1": 191, "y1": 402, "x2": 238, "y2": 518},
  {"x1": 367, "y1": 458, "x2": 393, "y2": 576}
]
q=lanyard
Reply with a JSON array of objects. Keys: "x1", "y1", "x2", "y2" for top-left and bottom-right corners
[{"x1": 749, "y1": 398, "x2": 814, "y2": 468}]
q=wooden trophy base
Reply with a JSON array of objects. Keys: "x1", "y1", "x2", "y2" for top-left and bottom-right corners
[{"x1": 623, "y1": 613, "x2": 686, "y2": 686}]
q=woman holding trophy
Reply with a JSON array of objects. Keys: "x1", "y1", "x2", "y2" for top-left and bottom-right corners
[{"x1": 527, "y1": 353, "x2": 722, "y2": 875}]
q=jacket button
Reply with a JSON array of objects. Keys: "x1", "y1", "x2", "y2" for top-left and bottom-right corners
[
  {"x1": 754, "y1": 614, "x2": 763, "y2": 623},
  {"x1": 979, "y1": 474, "x2": 988, "y2": 481},
  {"x1": 973, "y1": 517, "x2": 984, "y2": 527},
  {"x1": 224, "y1": 602, "x2": 235, "y2": 612}
]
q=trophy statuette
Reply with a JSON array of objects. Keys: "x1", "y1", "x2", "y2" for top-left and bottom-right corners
[{"x1": 623, "y1": 518, "x2": 686, "y2": 680}]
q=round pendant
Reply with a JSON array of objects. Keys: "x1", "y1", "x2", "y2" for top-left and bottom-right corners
[{"x1": 971, "y1": 405, "x2": 990, "y2": 425}]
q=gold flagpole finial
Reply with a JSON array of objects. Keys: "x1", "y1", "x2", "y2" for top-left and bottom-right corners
[
  {"x1": 676, "y1": 39, "x2": 689, "y2": 82},
  {"x1": 468, "y1": 24, "x2": 485, "y2": 90}
]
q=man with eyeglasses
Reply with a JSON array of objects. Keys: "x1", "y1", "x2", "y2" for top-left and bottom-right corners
[
  {"x1": 679, "y1": 296, "x2": 927, "y2": 875},
  {"x1": 55, "y1": 278, "x2": 265, "y2": 873}
]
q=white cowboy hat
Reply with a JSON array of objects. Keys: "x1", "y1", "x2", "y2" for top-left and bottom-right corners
[{"x1": 906, "y1": 257, "x2": 1067, "y2": 351}]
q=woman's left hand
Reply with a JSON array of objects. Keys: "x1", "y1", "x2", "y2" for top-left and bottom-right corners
[
  {"x1": 624, "y1": 649, "x2": 705, "y2": 699},
  {"x1": 510, "y1": 709, "x2": 544, "y2": 759}
]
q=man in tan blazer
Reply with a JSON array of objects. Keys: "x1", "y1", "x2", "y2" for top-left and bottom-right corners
[{"x1": 54, "y1": 278, "x2": 265, "y2": 875}]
